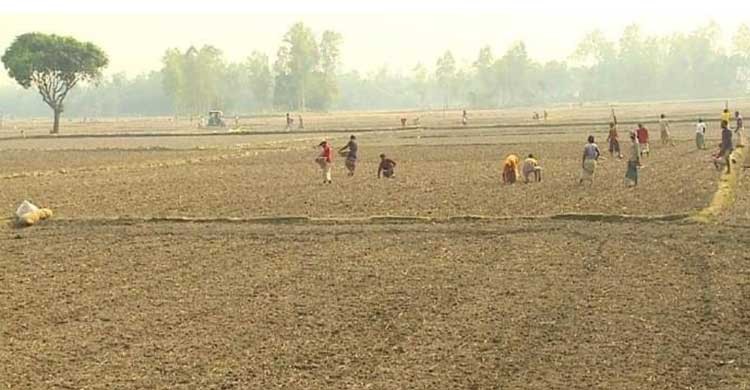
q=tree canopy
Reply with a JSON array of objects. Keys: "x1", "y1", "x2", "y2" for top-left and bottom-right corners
[{"x1": 1, "y1": 32, "x2": 108, "y2": 133}]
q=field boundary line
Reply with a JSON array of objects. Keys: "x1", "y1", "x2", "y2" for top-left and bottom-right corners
[{"x1": 27, "y1": 212, "x2": 693, "y2": 228}]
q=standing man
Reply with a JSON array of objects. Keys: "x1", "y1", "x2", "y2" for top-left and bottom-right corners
[
  {"x1": 721, "y1": 108, "x2": 732, "y2": 125},
  {"x1": 316, "y1": 141, "x2": 333, "y2": 184},
  {"x1": 607, "y1": 121, "x2": 622, "y2": 159},
  {"x1": 462, "y1": 110, "x2": 468, "y2": 126},
  {"x1": 720, "y1": 120, "x2": 734, "y2": 174},
  {"x1": 579, "y1": 135, "x2": 601, "y2": 185},
  {"x1": 735, "y1": 111, "x2": 744, "y2": 147},
  {"x1": 378, "y1": 154, "x2": 397, "y2": 178},
  {"x1": 659, "y1": 114, "x2": 675, "y2": 146},
  {"x1": 696, "y1": 118, "x2": 707, "y2": 150},
  {"x1": 625, "y1": 132, "x2": 641, "y2": 187},
  {"x1": 285, "y1": 113, "x2": 292, "y2": 130},
  {"x1": 339, "y1": 135, "x2": 359, "y2": 176},
  {"x1": 636, "y1": 123, "x2": 650, "y2": 157}
]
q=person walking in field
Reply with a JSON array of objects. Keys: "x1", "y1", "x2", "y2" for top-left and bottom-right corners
[
  {"x1": 659, "y1": 114, "x2": 675, "y2": 146},
  {"x1": 607, "y1": 121, "x2": 622, "y2": 159},
  {"x1": 285, "y1": 112, "x2": 292, "y2": 130},
  {"x1": 377, "y1": 154, "x2": 397, "y2": 178},
  {"x1": 735, "y1": 111, "x2": 744, "y2": 147},
  {"x1": 522, "y1": 154, "x2": 542, "y2": 183},
  {"x1": 695, "y1": 118, "x2": 707, "y2": 150},
  {"x1": 339, "y1": 135, "x2": 359, "y2": 176},
  {"x1": 719, "y1": 120, "x2": 734, "y2": 174},
  {"x1": 462, "y1": 110, "x2": 468, "y2": 126},
  {"x1": 625, "y1": 132, "x2": 641, "y2": 187},
  {"x1": 502, "y1": 154, "x2": 521, "y2": 184},
  {"x1": 636, "y1": 123, "x2": 650, "y2": 157},
  {"x1": 316, "y1": 141, "x2": 333, "y2": 184},
  {"x1": 579, "y1": 135, "x2": 600, "y2": 185}
]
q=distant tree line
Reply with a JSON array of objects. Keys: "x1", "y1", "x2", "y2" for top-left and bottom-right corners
[{"x1": 2, "y1": 21, "x2": 750, "y2": 118}]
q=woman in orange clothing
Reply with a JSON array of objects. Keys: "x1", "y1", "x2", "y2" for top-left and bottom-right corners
[{"x1": 502, "y1": 154, "x2": 521, "y2": 184}]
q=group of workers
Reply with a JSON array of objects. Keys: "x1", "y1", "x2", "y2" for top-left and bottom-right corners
[
  {"x1": 313, "y1": 107, "x2": 744, "y2": 186},
  {"x1": 580, "y1": 108, "x2": 744, "y2": 187},
  {"x1": 315, "y1": 135, "x2": 397, "y2": 184}
]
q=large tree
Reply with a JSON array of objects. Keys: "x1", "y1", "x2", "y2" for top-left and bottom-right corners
[
  {"x1": 274, "y1": 23, "x2": 342, "y2": 111},
  {"x1": 161, "y1": 45, "x2": 226, "y2": 116},
  {"x1": 245, "y1": 51, "x2": 273, "y2": 111},
  {"x1": 2, "y1": 33, "x2": 108, "y2": 133}
]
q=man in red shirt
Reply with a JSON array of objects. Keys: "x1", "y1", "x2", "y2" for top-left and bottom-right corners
[
  {"x1": 316, "y1": 141, "x2": 333, "y2": 184},
  {"x1": 635, "y1": 123, "x2": 650, "y2": 157}
]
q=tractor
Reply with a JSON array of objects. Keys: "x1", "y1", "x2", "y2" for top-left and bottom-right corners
[{"x1": 206, "y1": 110, "x2": 226, "y2": 128}]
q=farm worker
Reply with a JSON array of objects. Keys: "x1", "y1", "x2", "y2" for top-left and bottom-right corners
[
  {"x1": 502, "y1": 154, "x2": 521, "y2": 184},
  {"x1": 695, "y1": 118, "x2": 707, "y2": 150},
  {"x1": 377, "y1": 154, "x2": 397, "y2": 178},
  {"x1": 721, "y1": 108, "x2": 732, "y2": 124},
  {"x1": 735, "y1": 111, "x2": 744, "y2": 147},
  {"x1": 607, "y1": 121, "x2": 622, "y2": 159},
  {"x1": 522, "y1": 154, "x2": 542, "y2": 183},
  {"x1": 462, "y1": 110, "x2": 468, "y2": 125},
  {"x1": 316, "y1": 141, "x2": 333, "y2": 184},
  {"x1": 720, "y1": 120, "x2": 734, "y2": 174},
  {"x1": 625, "y1": 132, "x2": 641, "y2": 187},
  {"x1": 339, "y1": 135, "x2": 359, "y2": 176},
  {"x1": 636, "y1": 123, "x2": 650, "y2": 157},
  {"x1": 579, "y1": 135, "x2": 601, "y2": 185},
  {"x1": 285, "y1": 112, "x2": 292, "y2": 130},
  {"x1": 659, "y1": 114, "x2": 675, "y2": 146}
]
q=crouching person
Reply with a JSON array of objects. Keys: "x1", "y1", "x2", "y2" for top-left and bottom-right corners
[
  {"x1": 502, "y1": 154, "x2": 521, "y2": 184},
  {"x1": 522, "y1": 154, "x2": 542, "y2": 183},
  {"x1": 378, "y1": 153, "x2": 397, "y2": 178}
]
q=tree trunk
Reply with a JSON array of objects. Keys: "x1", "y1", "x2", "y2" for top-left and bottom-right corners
[{"x1": 52, "y1": 107, "x2": 61, "y2": 134}]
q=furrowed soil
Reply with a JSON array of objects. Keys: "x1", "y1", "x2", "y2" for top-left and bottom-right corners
[{"x1": 1, "y1": 104, "x2": 749, "y2": 389}]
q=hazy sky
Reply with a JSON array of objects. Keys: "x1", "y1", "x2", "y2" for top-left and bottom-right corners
[{"x1": 1, "y1": 0, "x2": 749, "y2": 86}]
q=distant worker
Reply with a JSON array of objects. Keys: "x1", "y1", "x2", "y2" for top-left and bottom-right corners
[
  {"x1": 720, "y1": 120, "x2": 734, "y2": 173},
  {"x1": 695, "y1": 118, "x2": 706, "y2": 150},
  {"x1": 579, "y1": 135, "x2": 600, "y2": 185},
  {"x1": 695, "y1": 118, "x2": 707, "y2": 150},
  {"x1": 625, "y1": 132, "x2": 641, "y2": 187},
  {"x1": 400, "y1": 117, "x2": 407, "y2": 127},
  {"x1": 339, "y1": 135, "x2": 359, "y2": 176},
  {"x1": 636, "y1": 123, "x2": 650, "y2": 157},
  {"x1": 607, "y1": 121, "x2": 622, "y2": 159},
  {"x1": 285, "y1": 112, "x2": 292, "y2": 130},
  {"x1": 462, "y1": 110, "x2": 468, "y2": 126},
  {"x1": 522, "y1": 154, "x2": 542, "y2": 183},
  {"x1": 735, "y1": 111, "x2": 744, "y2": 147},
  {"x1": 502, "y1": 154, "x2": 521, "y2": 184},
  {"x1": 721, "y1": 108, "x2": 732, "y2": 124},
  {"x1": 378, "y1": 153, "x2": 397, "y2": 178},
  {"x1": 298, "y1": 114, "x2": 304, "y2": 130},
  {"x1": 316, "y1": 141, "x2": 333, "y2": 184},
  {"x1": 659, "y1": 114, "x2": 675, "y2": 146}
]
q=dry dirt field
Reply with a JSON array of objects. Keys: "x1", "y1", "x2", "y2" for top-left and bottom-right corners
[{"x1": 1, "y1": 103, "x2": 749, "y2": 389}]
